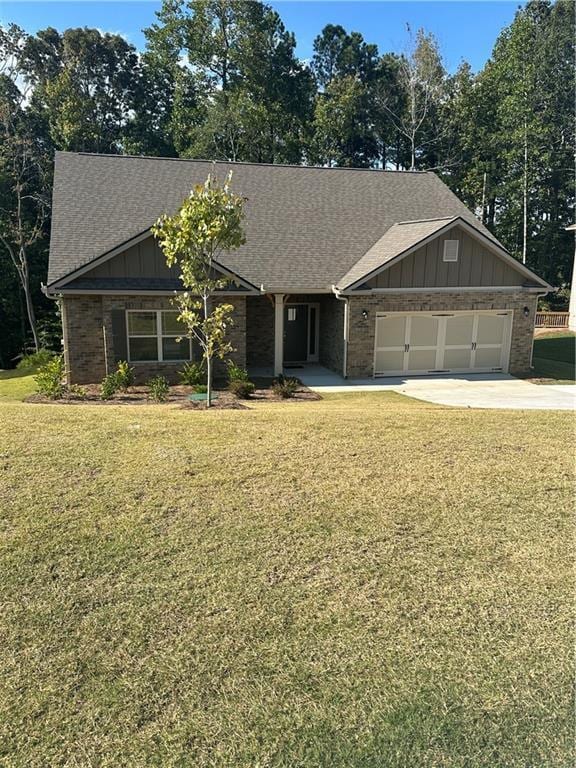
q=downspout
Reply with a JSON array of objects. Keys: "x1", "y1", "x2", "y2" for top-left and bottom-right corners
[{"x1": 332, "y1": 286, "x2": 349, "y2": 379}]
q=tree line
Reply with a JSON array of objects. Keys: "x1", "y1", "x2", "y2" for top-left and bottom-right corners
[{"x1": 0, "y1": 0, "x2": 574, "y2": 366}]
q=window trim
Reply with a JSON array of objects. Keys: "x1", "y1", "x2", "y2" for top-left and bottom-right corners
[
  {"x1": 126, "y1": 309, "x2": 192, "y2": 363},
  {"x1": 443, "y1": 239, "x2": 459, "y2": 262}
]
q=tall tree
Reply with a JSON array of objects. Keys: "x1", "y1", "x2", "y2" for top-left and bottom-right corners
[
  {"x1": 381, "y1": 28, "x2": 446, "y2": 171},
  {"x1": 145, "y1": 0, "x2": 314, "y2": 162}
]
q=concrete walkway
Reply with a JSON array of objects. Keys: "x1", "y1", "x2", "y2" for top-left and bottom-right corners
[{"x1": 295, "y1": 366, "x2": 575, "y2": 411}]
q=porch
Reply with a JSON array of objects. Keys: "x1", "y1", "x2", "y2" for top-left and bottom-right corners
[{"x1": 246, "y1": 294, "x2": 345, "y2": 377}]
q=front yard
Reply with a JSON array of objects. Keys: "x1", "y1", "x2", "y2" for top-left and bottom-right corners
[
  {"x1": 0, "y1": 377, "x2": 573, "y2": 767},
  {"x1": 531, "y1": 330, "x2": 575, "y2": 383}
]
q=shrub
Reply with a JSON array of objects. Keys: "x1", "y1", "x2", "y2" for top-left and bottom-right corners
[
  {"x1": 272, "y1": 375, "x2": 299, "y2": 399},
  {"x1": 115, "y1": 360, "x2": 134, "y2": 391},
  {"x1": 68, "y1": 384, "x2": 87, "y2": 400},
  {"x1": 228, "y1": 380, "x2": 255, "y2": 399},
  {"x1": 179, "y1": 361, "x2": 206, "y2": 386},
  {"x1": 193, "y1": 384, "x2": 208, "y2": 394},
  {"x1": 34, "y1": 355, "x2": 65, "y2": 399},
  {"x1": 147, "y1": 375, "x2": 169, "y2": 402},
  {"x1": 226, "y1": 360, "x2": 249, "y2": 382},
  {"x1": 100, "y1": 372, "x2": 120, "y2": 400},
  {"x1": 17, "y1": 349, "x2": 56, "y2": 372}
]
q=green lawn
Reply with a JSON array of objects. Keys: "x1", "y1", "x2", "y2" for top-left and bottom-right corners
[
  {"x1": 0, "y1": 368, "x2": 37, "y2": 401},
  {"x1": 532, "y1": 331, "x2": 575, "y2": 383},
  {"x1": 0, "y1": 381, "x2": 573, "y2": 767}
]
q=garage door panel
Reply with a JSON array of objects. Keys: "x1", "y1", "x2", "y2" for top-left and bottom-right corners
[
  {"x1": 443, "y1": 347, "x2": 473, "y2": 369},
  {"x1": 445, "y1": 314, "x2": 474, "y2": 346},
  {"x1": 410, "y1": 315, "x2": 439, "y2": 347},
  {"x1": 476, "y1": 314, "x2": 506, "y2": 344},
  {"x1": 375, "y1": 349, "x2": 404, "y2": 373},
  {"x1": 407, "y1": 349, "x2": 437, "y2": 371},
  {"x1": 375, "y1": 315, "x2": 406, "y2": 348},
  {"x1": 474, "y1": 347, "x2": 503, "y2": 368}
]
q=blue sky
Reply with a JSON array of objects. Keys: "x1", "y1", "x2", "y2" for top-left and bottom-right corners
[{"x1": 2, "y1": 1, "x2": 519, "y2": 74}]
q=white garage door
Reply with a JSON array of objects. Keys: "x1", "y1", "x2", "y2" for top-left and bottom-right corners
[{"x1": 374, "y1": 310, "x2": 513, "y2": 377}]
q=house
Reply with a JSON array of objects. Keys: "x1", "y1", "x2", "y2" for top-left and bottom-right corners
[{"x1": 45, "y1": 152, "x2": 552, "y2": 384}]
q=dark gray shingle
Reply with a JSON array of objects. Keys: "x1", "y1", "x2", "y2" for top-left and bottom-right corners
[{"x1": 48, "y1": 152, "x2": 500, "y2": 292}]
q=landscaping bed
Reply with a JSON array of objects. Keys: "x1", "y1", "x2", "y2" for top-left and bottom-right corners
[{"x1": 24, "y1": 378, "x2": 321, "y2": 407}]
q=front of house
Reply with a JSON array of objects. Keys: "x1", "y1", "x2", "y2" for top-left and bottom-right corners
[{"x1": 45, "y1": 153, "x2": 551, "y2": 384}]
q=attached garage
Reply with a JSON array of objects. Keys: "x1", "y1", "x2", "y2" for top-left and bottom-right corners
[{"x1": 374, "y1": 310, "x2": 513, "y2": 376}]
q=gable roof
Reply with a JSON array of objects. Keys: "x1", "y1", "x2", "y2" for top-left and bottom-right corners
[
  {"x1": 48, "y1": 152, "x2": 510, "y2": 293},
  {"x1": 337, "y1": 217, "x2": 458, "y2": 289},
  {"x1": 337, "y1": 215, "x2": 551, "y2": 290}
]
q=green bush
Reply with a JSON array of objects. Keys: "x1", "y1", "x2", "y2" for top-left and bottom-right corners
[
  {"x1": 34, "y1": 355, "x2": 65, "y2": 399},
  {"x1": 193, "y1": 384, "x2": 208, "y2": 394},
  {"x1": 68, "y1": 384, "x2": 87, "y2": 400},
  {"x1": 147, "y1": 375, "x2": 170, "y2": 402},
  {"x1": 115, "y1": 360, "x2": 134, "y2": 391},
  {"x1": 17, "y1": 349, "x2": 56, "y2": 372},
  {"x1": 179, "y1": 361, "x2": 206, "y2": 386},
  {"x1": 272, "y1": 375, "x2": 299, "y2": 399},
  {"x1": 100, "y1": 373, "x2": 120, "y2": 400},
  {"x1": 226, "y1": 360, "x2": 249, "y2": 382},
  {"x1": 228, "y1": 380, "x2": 255, "y2": 399}
]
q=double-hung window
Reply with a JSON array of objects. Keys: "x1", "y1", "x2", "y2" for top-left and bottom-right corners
[{"x1": 127, "y1": 310, "x2": 191, "y2": 362}]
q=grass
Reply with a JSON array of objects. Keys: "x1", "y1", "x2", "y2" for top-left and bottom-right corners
[
  {"x1": 0, "y1": 368, "x2": 38, "y2": 402},
  {"x1": 0, "y1": 390, "x2": 573, "y2": 767},
  {"x1": 532, "y1": 331, "x2": 575, "y2": 383}
]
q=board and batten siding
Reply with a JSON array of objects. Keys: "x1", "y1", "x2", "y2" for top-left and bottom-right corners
[
  {"x1": 365, "y1": 226, "x2": 534, "y2": 290},
  {"x1": 85, "y1": 236, "x2": 179, "y2": 280}
]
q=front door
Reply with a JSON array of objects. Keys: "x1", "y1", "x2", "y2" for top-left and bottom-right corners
[{"x1": 284, "y1": 304, "x2": 309, "y2": 363}]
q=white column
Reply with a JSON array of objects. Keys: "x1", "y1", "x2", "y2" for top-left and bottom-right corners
[{"x1": 274, "y1": 294, "x2": 284, "y2": 376}]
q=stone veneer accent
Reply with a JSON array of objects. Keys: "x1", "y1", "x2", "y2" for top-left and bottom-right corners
[
  {"x1": 62, "y1": 295, "x2": 246, "y2": 384},
  {"x1": 346, "y1": 291, "x2": 538, "y2": 378}
]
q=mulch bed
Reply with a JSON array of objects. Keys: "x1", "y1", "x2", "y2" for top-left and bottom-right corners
[{"x1": 25, "y1": 379, "x2": 322, "y2": 408}]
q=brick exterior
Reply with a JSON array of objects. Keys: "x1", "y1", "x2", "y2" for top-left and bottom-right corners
[
  {"x1": 319, "y1": 295, "x2": 345, "y2": 374},
  {"x1": 346, "y1": 292, "x2": 538, "y2": 378},
  {"x1": 62, "y1": 295, "x2": 246, "y2": 384},
  {"x1": 61, "y1": 296, "x2": 107, "y2": 384},
  {"x1": 62, "y1": 290, "x2": 537, "y2": 384},
  {"x1": 246, "y1": 296, "x2": 274, "y2": 367}
]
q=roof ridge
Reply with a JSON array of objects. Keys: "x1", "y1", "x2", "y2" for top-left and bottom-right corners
[
  {"x1": 396, "y1": 216, "x2": 459, "y2": 226},
  {"x1": 56, "y1": 151, "x2": 431, "y2": 175}
]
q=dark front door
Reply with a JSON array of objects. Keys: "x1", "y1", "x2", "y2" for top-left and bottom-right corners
[{"x1": 284, "y1": 304, "x2": 309, "y2": 363}]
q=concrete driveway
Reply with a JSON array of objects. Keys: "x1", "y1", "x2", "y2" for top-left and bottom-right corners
[{"x1": 297, "y1": 367, "x2": 575, "y2": 410}]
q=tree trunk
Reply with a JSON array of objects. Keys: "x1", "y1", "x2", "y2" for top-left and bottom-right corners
[
  {"x1": 204, "y1": 292, "x2": 211, "y2": 408},
  {"x1": 206, "y1": 354, "x2": 212, "y2": 409},
  {"x1": 522, "y1": 117, "x2": 528, "y2": 265},
  {"x1": 19, "y1": 256, "x2": 39, "y2": 352}
]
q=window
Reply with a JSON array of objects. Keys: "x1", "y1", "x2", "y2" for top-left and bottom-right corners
[
  {"x1": 127, "y1": 310, "x2": 191, "y2": 362},
  {"x1": 443, "y1": 240, "x2": 459, "y2": 262},
  {"x1": 287, "y1": 307, "x2": 297, "y2": 321}
]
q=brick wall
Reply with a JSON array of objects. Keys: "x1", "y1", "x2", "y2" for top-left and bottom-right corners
[
  {"x1": 346, "y1": 292, "x2": 538, "y2": 378},
  {"x1": 62, "y1": 296, "x2": 106, "y2": 384},
  {"x1": 246, "y1": 296, "x2": 274, "y2": 367},
  {"x1": 319, "y1": 295, "x2": 345, "y2": 374},
  {"x1": 63, "y1": 295, "x2": 246, "y2": 384}
]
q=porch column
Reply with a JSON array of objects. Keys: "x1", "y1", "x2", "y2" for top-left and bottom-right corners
[{"x1": 274, "y1": 294, "x2": 284, "y2": 376}]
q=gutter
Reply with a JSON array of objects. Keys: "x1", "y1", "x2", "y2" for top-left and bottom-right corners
[{"x1": 332, "y1": 286, "x2": 349, "y2": 379}]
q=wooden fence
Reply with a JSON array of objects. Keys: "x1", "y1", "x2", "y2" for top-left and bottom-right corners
[{"x1": 535, "y1": 311, "x2": 569, "y2": 329}]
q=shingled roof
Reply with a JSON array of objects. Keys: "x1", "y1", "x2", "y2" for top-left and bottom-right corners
[{"x1": 48, "y1": 152, "x2": 502, "y2": 292}]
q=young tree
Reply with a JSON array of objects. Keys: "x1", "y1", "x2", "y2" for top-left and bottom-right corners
[{"x1": 152, "y1": 173, "x2": 245, "y2": 407}]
